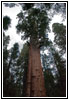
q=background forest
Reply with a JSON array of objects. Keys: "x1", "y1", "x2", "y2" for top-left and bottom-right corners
[{"x1": 3, "y1": 2, "x2": 66, "y2": 97}]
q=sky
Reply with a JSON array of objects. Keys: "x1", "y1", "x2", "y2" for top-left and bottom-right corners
[
  {"x1": 3, "y1": 3, "x2": 66, "y2": 51},
  {"x1": 3, "y1": 4, "x2": 23, "y2": 50}
]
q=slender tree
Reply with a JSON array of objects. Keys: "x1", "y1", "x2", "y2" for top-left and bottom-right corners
[
  {"x1": 7, "y1": 43, "x2": 20, "y2": 97},
  {"x1": 17, "y1": 43, "x2": 29, "y2": 96},
  {"x1": 52, "y1": 23, "x2": 66, "y2": 96},
  {"x1": 3, "y1": 16, "x2": 11, "y2": 96},
  {"x1": 3, "y1": 32, "x2": 10, "y2": 96},
  {"x1": 53, "y1": 51, "x2": 66, "y2": 97}
]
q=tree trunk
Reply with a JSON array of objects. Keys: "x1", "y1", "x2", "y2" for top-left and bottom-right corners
[{"x1": 25, "y1": 44, "x2": 46, "y2": 97}]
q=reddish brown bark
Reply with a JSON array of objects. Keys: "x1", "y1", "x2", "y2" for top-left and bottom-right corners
[{"x1": 26, "y1": 44, "x2": 46, "y2": 97}]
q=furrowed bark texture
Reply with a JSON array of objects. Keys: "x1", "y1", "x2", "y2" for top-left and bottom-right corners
[{"x1": 26, "y1": 44, "x2": 46, "y2": 97}]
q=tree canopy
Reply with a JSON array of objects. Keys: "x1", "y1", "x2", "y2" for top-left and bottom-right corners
[
  {"x1": 52, "y1": 23, "x2": 66, "y2": 54},
  {"x1": 3, "y1": 16, "x2": 11, "y2": 30},
  {"x1": 16, "y1": 8, "x2": 50, "y2": 48}
]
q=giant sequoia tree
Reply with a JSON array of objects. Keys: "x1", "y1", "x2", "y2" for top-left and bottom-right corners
[
  {"x1": 3, "y1": 3, "x2": 66, "y2": 97},
  {"x1": 16, "y1": 7, "x2": 50, "y2": 96}
]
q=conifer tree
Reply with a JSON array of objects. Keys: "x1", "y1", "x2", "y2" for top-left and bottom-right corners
[
  {"x1": 3, "y1": 16, "x2": 11, "y2": 96},
  {"x1": 16, "y1": 7, "x2": 51, "y2": 96}
]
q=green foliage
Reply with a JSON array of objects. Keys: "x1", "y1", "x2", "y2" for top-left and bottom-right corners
[
  {"x1": 50, "y1": 45, "x2": 66, "y2": 97},
  {"x1": 3, "y1": 32, "x2": 10, "y2": 49},
  {"x1": 3, "y1": 16, "x2": 11, "y2": 30},
  {"x1": 44, "y1": 69, "x2": 57, "y2": 97},
  {"x1": 4, "y1": 3, "x2": 17, "y2": 8},
  {"x1": 3, "y1": 32, "x2": 10, "y2": 89},
  {"x1": 44, "y1": 3, "x2": 53, "y2": 10},
  {"x1": 53, "y1": 51, "x2": 66, "y2": 97},
  {"x1": 11, "y1": 43, "x2": 19, "y2": 59},
  {"x1": 41, "y1": 45, "x2": 58, "y2": 97},
  {"x1": 3, "y1": 32, "x2": 10, "y2": 97},
  {"x1": 3, "y1": 42, "x2": 21, "y2": 97},
  {"x1": 17, "y1": 43, "x2": 29, "y2": 66},
  {"x1": 52, "y1": 23, "x2": 66, "y2": 54},
  {"x1": 41, "y1": 41, "x2": 66, "y2": 97},
  {"x1": 23, "y1": 3, "x2": 34, "y2": 10},
  {"x1": 3, "y1": 33, "x2": 29, "y2": 96},
  {"x1": 53, "y1": 3, "x2": 66, "y2": 18},
  {"x1": 16, "y1": 8, "x2": 50, "y2": 48}
]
